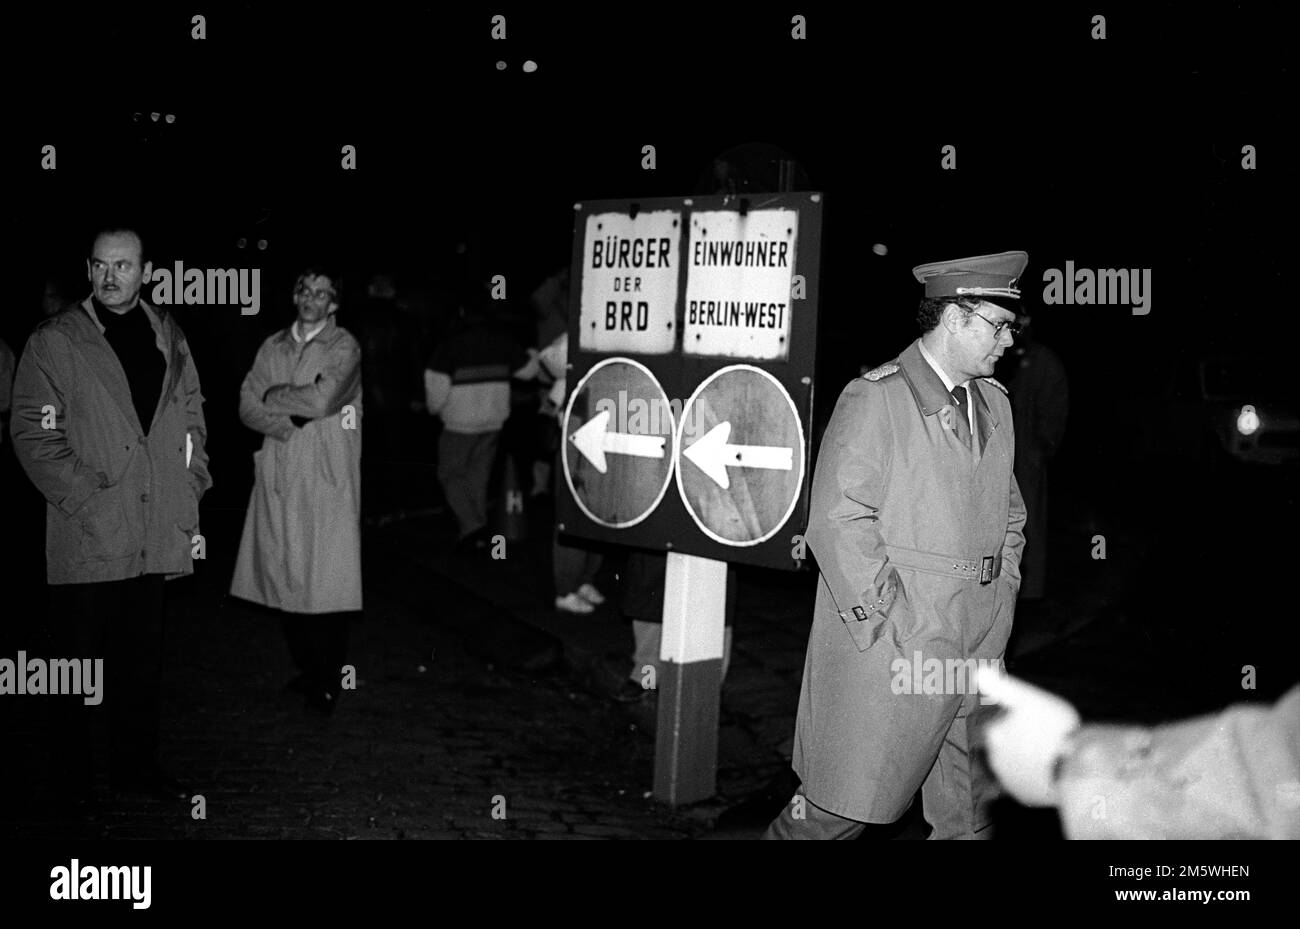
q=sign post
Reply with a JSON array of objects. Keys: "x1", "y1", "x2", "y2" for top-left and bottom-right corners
[
  {"x1": 557, "y1": 193, "x2": 822, "y2": 806},
  {"x1": 653, "y1": 551, "x2": 727, "y2": 805}
]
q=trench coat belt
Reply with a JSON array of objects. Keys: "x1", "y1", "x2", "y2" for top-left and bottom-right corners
[{"x1": 884, "y1": 544, "x2": 1002, "y2": 585}]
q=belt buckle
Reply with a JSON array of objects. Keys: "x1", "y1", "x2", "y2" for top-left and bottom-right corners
[{"x1": 979, "y1": 555, "x2": 994, "y2": 585}]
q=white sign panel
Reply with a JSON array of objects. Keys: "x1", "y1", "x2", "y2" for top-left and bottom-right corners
[
  {"x1": 578, "y1": 210, "x2": 681, "y2": 354},
  {"x1": 684, "y1": 209, "x2": 797, "y2": 361}
]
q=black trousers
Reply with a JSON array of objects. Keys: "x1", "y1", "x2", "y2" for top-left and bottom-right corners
[
  {"x1": 280, "y1": 613, "x2": 351, "y2": 697},
  {"x1": 46, "y1": 573, "x2": 166, "y2": 794}
]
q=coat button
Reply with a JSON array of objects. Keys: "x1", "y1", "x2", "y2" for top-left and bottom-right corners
[{"x1": 141, "y1": 493, "x2": 149, "y2": 502}]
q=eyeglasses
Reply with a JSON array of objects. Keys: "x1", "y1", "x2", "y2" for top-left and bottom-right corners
[
  {"x1": 971, "y1": 311, "x2": 1021, "y2": 339},
  {"x1": 295, "y1": 284, "x2": 336, "y2": 302}
]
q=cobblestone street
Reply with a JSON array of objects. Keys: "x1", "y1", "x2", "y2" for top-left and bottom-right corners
[
  {"x1": 1, "y1": 508, "x2": 705, "y2": 840},
  {"x1": 4, "y1": 462, "x2": 1294, "y2": 841}
]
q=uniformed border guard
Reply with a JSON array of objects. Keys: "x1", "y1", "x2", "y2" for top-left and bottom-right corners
[{"x1": 765, "y1": 251, "x2": 1029, "y2": 839}]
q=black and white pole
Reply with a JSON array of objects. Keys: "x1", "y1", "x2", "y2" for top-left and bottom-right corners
[{"x1": 653, "y1": 551, "x2": 727, "y2": 805}]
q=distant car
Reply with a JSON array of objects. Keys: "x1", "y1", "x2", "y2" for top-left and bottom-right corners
[{"x1": 1198, "y1": 358, "x2": 1300, "y2": 467}]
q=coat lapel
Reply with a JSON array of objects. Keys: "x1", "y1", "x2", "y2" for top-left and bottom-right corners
[
  {"x1": 72, "y1": 299, "x2": 144, "y2": 433},
  {"x1": 74, "y1": 298, "x2": 178, "y2": 434},
  {"x1": 898, "y1": 340, "x2": 953, "y2": 417},
  {"x1": 899, "y1": 340, "x2": 974, "y2": 457},
  {"x1": 141, "y1": 301, "x2": 182, "y2": 429},
  {"x1": 970, "y1": 379, "x2": 1000, "y2": 465}
]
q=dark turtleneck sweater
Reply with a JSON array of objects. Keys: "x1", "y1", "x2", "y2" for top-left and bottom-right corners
[{"x1": 94, "y1": 298, "x2": 166, "y2": 434}]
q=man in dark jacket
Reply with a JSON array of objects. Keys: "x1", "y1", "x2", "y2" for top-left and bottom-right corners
[
  {"x1": 10, "y1": 226, "x2": 211, "y2": 810},
  {"x1": 1002, "y1": 314, "x2": 1068, "y2": 601}
]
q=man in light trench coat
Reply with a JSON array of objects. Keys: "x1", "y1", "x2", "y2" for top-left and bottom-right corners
[
  {"x1": 765, "y1": 251, "x2": 1029, "y2": 839},
  {"x1": 231, "y1": 267, "x2": 362, "y2": 714}
]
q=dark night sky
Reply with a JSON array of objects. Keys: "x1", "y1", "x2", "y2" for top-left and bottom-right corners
[{"x1": 11, "y1": 3, "x2": 1293, "y2": 517}]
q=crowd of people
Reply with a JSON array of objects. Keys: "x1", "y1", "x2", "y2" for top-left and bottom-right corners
[
  {"x1": 7, "y1": 224, "x2": 1292, "y2": 841},
  {"x1": 0, "y1": 226, "x2": 662, "y2": 817}
]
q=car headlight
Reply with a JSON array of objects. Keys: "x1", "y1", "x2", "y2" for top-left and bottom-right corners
[{"x1": 1237, "y1": 404, "x2": 1260, "y2": 436}]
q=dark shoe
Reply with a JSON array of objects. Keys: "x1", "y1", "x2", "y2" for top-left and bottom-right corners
[
  {"x1": 453, "y1": 528, "x2": 492, "y2": 557},
  {"x1": 714, "y1": 768, "x2": 801, "y2": 831},
  {"x1": 112, "y1": 766, "x2": 190, "y2": 802},
  {"x1": 612, "y1": 680, "x2": 655, "y2": 704},
  {"x1": 305, "y1": 689, "x2": 337, "y2": 716}
]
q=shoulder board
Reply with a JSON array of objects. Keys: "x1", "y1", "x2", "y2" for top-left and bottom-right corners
[
  {"x1": 979, "y1": 376, "x2": 1008, "y2": 395},
  {"x1": 862, "y1": 362, "x2": 900, "y2": 382}
]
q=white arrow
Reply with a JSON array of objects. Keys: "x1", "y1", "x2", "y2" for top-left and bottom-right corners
[
  {"x1": 682, "y1": 421, "x2": 793, "y2": 490},
  {"x1": 570, "y1": 409, "x2": 666, "y2": 473}
]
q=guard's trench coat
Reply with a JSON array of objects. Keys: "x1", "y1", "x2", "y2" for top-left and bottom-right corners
[
  {"x1": 231, "y1": 317, "x2": 363, "y2": 614},
  {"x1": 793, "y1": 339, "x2": 1026, "y2": 823}
]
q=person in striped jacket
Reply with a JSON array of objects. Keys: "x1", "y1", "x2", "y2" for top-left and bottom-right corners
[{"x1": 424, "y1": 303, "x2": 537, "y2": 554}]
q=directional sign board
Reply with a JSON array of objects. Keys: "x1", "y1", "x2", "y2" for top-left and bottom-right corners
[
  {"x1": 563, "y1": 357, "x2": 675, "y2": 529},
  {"x1": 675, "y1": 365, "x2": 805, "y2": 546},
  {"x1": 557, "y1": 193, "x2": 822, "y2": 570},
  {"x1": 578, "y1": 210, "x2": 681, "y2": 355},
  {"x1": 684, "y1": 210, "x2": 797, "y2": 361}
]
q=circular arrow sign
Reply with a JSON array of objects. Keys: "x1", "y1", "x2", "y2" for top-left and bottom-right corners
[
  {"x1": 562, "y1": 357, "x2": 676, "y2": 529},
  {"x1": 674, "y1": 365, "x2": 805, "y2": 546}
]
